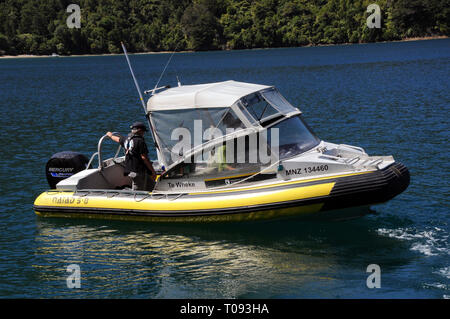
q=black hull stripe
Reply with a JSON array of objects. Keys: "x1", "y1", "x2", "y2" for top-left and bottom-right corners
[{"x1": 323, "y1": 162, "x2": 410, "y2": 210}]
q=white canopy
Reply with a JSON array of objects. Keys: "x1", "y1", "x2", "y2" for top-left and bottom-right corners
[{"x1": 147, "y1": 80, "x2": 271, "y2": 111}]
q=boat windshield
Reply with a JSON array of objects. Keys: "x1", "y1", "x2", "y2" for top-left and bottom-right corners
[
  {"x1": 236, "y1": 88, "x2": 298, "y2": 126},
  {"x1": 267, "y1": 115, "x2": 320, "y2": 159},
  {"x1": 159, "y1": 115, "x2": 320, "y2": 182}
]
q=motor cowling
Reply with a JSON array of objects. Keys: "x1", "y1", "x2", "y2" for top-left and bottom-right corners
[{"x1": 45, "y1": 151, "x2": 90, "y2": 189}]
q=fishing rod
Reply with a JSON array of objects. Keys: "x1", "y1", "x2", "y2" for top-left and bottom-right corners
[
  {"x1": 120, "y1": 42, "x2": 147, "y2": 114},
  {"x1": 120, "y1": 42, "x2": 163, "y2": 164}
]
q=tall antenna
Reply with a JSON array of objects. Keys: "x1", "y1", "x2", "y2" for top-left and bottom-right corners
[
  {"x1": 154, "y1": 49, "x2": 177, "y2": 90},
  {"x1": 120, "y1": 42, "x2": 147, "y2": 114},
  {"x1": 120, "y1": 42, "x2": 162, "y2": 163},
  {"x1": 153, "y1": 39, "x2": 181, "y2": 91}
]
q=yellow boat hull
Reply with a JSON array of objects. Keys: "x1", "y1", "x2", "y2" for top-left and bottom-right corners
[
  {"x1": 34, "y1": 181, "x2": 333, "y2": 222},
  {"x1": 33, "y1": 162, "x2": 410, "y2": 223}
]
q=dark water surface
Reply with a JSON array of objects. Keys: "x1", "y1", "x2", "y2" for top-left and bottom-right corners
[{"x1": 0, "y1": 39, "x2": 448, "y2": 298}]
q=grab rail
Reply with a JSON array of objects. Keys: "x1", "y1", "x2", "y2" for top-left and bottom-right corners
[
  {"x1": 97, "y1": 134, "x2": 110, "y2": 169},
  {"x1": 86, "y1": 151, "x2": 99, "y2": 170},
  {"x1": 317, "y1": 154, "x2": 342, "y2": 161},
  {"x1": 86, "y1": 132, "x2": 122, "y2": 171},
  {"x1": 339, "y1": 144, "x2": 366, "y2": 154}
]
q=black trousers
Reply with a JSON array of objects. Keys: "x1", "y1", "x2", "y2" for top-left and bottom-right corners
[{"x1": 129, "y1": 171, "x2": 155, "y2": 191}]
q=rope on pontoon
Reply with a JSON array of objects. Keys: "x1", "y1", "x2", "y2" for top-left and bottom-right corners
[
  {"x1": 134, "y1": 192, "x2": 152, "y2": 202},
  {"x1": 55, "y1": 159, "x2": 281, "y2": 203}
]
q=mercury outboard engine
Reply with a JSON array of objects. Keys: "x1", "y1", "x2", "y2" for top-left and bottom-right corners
[{"x1": 46, "y1": 151, "x2": 90, "y2": 189}]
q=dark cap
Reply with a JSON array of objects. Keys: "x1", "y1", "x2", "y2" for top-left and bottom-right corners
[{"x1": 130, "y1": 121, "x2": 148, "y2": 131}]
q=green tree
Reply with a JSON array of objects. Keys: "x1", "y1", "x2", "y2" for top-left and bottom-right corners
[
  {"x1": 181, "y1": 2, "x2": 219, "y2": 50},
  {"x1": 0, "y1": 0, "x2": 448, "y2": 55}
]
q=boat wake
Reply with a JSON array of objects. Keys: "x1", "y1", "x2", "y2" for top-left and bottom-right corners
[
  {"x1": 434, "y1": 266, "x2": 450, "y2": 279},
  {"x1": 377, "y1": 227, "x2": 449, "y2": 298},
  {"x1": 376, "y1": 227, "x2": 449, "y2": 257}
]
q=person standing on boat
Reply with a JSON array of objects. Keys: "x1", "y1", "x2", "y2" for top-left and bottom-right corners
[{"x1": 106, "y1": 122, "x2": 156, "y2": 191}]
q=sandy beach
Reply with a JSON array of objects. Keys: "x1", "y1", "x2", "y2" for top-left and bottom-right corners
[
  {"x1": 0, "y1": 35, "x2": 447, "y2": 59},
  {"x1": 0, "y1": 51, "x2": 186, "y2": 59}
]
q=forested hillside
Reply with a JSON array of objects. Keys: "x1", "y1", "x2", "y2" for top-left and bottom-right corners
[{"x1": 0, "y1": 0, "x2": 448, "y2": 55}]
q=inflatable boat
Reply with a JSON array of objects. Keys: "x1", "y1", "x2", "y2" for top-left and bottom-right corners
[{"x1": 34, "y1": 80, "x2": 409, "y2": 222}]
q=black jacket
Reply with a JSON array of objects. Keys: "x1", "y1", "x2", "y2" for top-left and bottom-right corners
[{"x1": 119, "y1": 133, "x2": 149, "y2": 175}]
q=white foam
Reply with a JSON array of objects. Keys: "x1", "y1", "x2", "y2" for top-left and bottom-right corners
[
  {"x1": 411, "y1": 243, "x2": 437, "y2": 256},
  {"x1": 376, "y1": 227, "x2": 449, "y2": 257},
  {"x1": 435, "y1": 266, "x2": 450, "y2": 279},
  {"x1": 424, "y1": 282, "x2": 447, "y2": 289}
]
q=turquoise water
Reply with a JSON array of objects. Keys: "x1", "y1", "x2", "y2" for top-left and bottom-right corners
[{"x1": 0, "y1": 39, "x2": 449, "y2": 298}]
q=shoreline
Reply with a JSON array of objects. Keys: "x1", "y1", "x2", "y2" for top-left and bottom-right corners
[{"x1": 0, "y1": 35, "x2": 447, "y2": 59}]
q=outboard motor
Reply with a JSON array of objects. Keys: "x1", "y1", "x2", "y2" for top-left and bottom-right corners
[{"x1": 46, "y1": 151, "x2": 90, "y2": 189}]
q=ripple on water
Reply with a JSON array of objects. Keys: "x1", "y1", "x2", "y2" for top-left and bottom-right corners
[{"x1": 376, "y1": 227, "x2": 449, "y2": 257}]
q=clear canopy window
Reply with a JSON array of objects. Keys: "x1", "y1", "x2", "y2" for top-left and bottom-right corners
[
  {"x1": 162, "y1": 132, "x2": 274, "y2": 181},
  {"x1": 267, "y1": 115, "x2": 320, "y2": 159},
  {"x1": 150, "y1": 108, "x2": 246, "y2": 167},
  {"x1": 237, "y1": 88, "x2": 298, "y2": 126}
]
